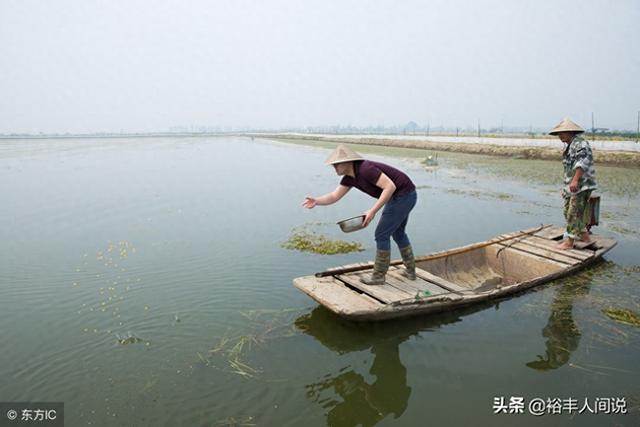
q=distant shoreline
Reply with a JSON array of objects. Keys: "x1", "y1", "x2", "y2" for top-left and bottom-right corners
[
  {"x1": 2, "y1": 131, "x2": 638, "y2": 167},
  {"x1": 257, "y1": 133, "x2": 640, "y2": 167},
  {"x1": 0, "y1": 132, "x2": 232, "y2": 140}
]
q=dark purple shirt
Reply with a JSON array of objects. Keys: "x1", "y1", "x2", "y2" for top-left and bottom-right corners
[{"x1": 340, "y1": 160, "x2": 415, "y2": 199}]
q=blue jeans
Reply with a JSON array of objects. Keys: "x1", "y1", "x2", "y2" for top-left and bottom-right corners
[{"x1": 375, "y1": 190, "x2": 417, "y2": 251}]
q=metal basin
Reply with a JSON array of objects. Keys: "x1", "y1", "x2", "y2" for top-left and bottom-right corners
[{"x1": 337, "y1": 215, "x2": 365, "y2": 233}]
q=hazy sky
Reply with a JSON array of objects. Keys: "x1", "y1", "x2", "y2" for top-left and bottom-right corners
[{"x1": 1, "y1": 0, "x2": 639, "y2": 133}]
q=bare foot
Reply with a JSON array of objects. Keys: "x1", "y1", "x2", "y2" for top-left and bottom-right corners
[
  {"x1": 580, "y1": 231, "x2": 591, "y2": 242},
  {"x1": 556, "y1": 239, "x2": 574, "y2": 250}
]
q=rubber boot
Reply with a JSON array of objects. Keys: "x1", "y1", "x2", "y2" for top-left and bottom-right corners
[
  {"x1": 360, "y1": 250, "x2": 390, "y2": 286},
  {"x1": 399, "y1": 245, "x2": 416, "y2": 280}
]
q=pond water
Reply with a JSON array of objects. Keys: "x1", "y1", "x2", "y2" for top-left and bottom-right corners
[{"x1": 1, "y1": 136, "x2": 639, "y2": 426}]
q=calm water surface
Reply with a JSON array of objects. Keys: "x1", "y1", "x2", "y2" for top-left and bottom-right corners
[{"x1": 1, "y1": 136, "x2": 639, "y2": 426}]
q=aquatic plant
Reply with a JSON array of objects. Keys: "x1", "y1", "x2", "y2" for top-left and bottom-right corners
[
  {"x1": 204, "y1": 308, "x2": 305, "y2": 379},
  {"x1": 115, "y1": 331, "x2": 144, "y2": 345},
  {"x1": 208, "y1": 333, "x2": 263, "y2": 378},
  {"x1": 214, "y1": 415, "x2": 256, "y2": 427},
  {"x1": 607, "y1": 224, "x2": 639, "y2": 237},
  {"x1": 603, "y1": 308, "x2": 640, "y2": 327},
  {"x1": 444, "y1": 188, "x2": 513, "y2": 201},
  {"x1": 282, "y1": 228, "x2": 364, "y2": 255}
]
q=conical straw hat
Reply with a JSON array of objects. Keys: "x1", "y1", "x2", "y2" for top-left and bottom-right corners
[
  {"x1": 549, "y1": 118, "x2": 585, "y2": 135},
  {"x1": 324, "y1": 144, "x2": 364, "y2": 165}
]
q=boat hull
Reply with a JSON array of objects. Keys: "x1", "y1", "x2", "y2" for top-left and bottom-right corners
[{"x1": 292, "y1": 225, "x2": 617, "y2": 321}]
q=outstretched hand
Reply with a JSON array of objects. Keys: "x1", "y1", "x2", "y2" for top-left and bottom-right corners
[{"x1": 302, "y1": 197, "x2": 317, "y2": 209}]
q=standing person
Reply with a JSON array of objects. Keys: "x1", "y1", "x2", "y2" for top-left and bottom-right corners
[
  {"x1": 303, "y1": 145, "x2": 417, "y2": 285},
  {"x1": 549, "y1": 118, "x2": 597, "y2": 250}
]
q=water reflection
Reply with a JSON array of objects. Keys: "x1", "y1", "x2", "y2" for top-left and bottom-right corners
[
  {"x1": 295, "y1": 306, "x2": 480, "y2": 427},
  {"x1": 526, "y1": 274, "x2": 593, "y2": 371},
  {"x1": 306, "y1": 339, "x2": 409, "y2": 426}
]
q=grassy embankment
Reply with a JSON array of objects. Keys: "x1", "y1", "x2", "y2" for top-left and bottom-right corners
[{"x1": 262, "y1": 134, "x2": 640, "y2": 167}]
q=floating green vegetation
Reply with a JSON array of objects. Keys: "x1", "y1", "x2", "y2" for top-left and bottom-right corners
[
  {"x1": 446, "y1": 188, "x2": 478, "y2": 197},
  {"x1": 239, "y1": 307, "x2": 302, "y2": 322},
  {"x1": 436, "y1": 151, "x2": 640, "y2": 198},
  {"x1": 474, "y1": 158, "x2": 640, "y2": 198},
  {"x1": 444, "y1": 188, "x2": 513, "y2": 201},
  {"x1": 115, "y1": 331, "x2": 145, "y2": 345},
  {"x1": 607, "y1": 224, "x2": 639, "y2": 237},
  {"x1": 603, "y1": 308, "x2": 640, "y2": 327},
  {"x1": 623, "y1": 265, "x2": 640, "y2": 273},
  {"x1": 273, "y1": 135, "x2": 640, "y2": 197},
  {"x1": 201, "y1": 308, "x2": 305, "y2": 379},
  {"x1": 282, "y1": 227, "x2": 364, "y2": 255},
  {"x1": 213, "y1": 416, "x2": 256, "y2": 427},
  {"x1": 495, "y1": 193, "x2": 514, "y2": 200},
  {"x1": 207, "y1": 334, "x2": 262, "y2": 378}
]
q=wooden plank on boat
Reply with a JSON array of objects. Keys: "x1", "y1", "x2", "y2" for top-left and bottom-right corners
[
  {"x1": 413, "y1": 268, "x2": 470, "y2": 293},
  {"x1": 534, "y1": 225, "x2": 565, "y2": 240},
  {"x1": 387, "y1": 268, "x2": 449, "y2": 296},
  {"x1": 519, "y1": 235, "x2": 593, "y2": 260},
  {"x1": 496, "y1": 241, "x2": 580, "y2": 266},
  {"x1": 593, "y1": 237, "x2": 617, "y2": 257},
  {"x1": 383, "y1": 273, "x2": 425, "y2": 295},
  {"x1": 573, "y1": 239, "x2": 597, "y2": 250},
  {"x1": 360, "y1": 293, "x2": 384, "y2": 306},
  {"x1": 519, "y1": 239, "x2": 590, "y2": 261},
  {"x1": 388, "y1": 267, "x2": 446, "y2": 294},
  {"x1": 321, "y1": 261, "x2": 373, "y2": 276},
  {"x1": 336, "y1": 272, "x2": 413, "y2": 304},
  {"x1": 294, "y1": 276, "x2": 383, "y2": 314}
]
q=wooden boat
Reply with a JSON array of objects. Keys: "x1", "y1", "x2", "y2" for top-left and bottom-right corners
[{"x1": 293, "y1": 225, "x2": 617, "y2": 321}]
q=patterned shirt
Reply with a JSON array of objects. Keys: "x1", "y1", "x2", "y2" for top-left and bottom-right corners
[{"x1": 562, "y1": 135, "x2": 597, "y2": 195}]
